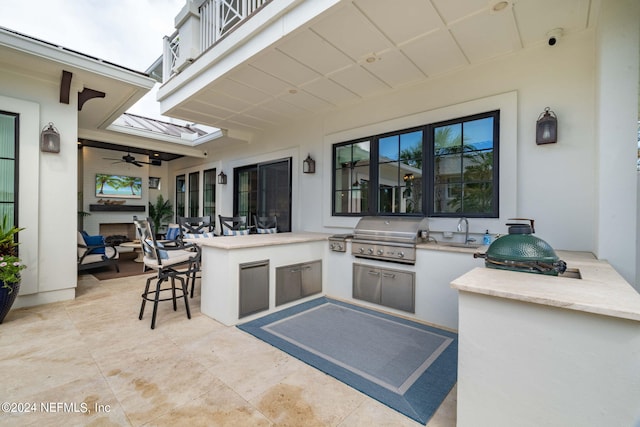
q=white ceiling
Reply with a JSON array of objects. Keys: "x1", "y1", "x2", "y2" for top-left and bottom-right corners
[{"x1": 167, "y1": 0, "x2": 596, "y2": 133}]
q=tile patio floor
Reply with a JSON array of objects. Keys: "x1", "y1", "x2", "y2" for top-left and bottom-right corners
[{"x1": 0, "y1": 272, "x2": 456, "y2": 426}]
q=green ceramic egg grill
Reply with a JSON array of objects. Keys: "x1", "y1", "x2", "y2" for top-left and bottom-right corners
[{"x1": 475, "y1": 219, "x2": 567, "y2": 276}]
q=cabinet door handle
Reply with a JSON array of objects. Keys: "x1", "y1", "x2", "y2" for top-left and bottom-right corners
[
  {"x1": 368, "y1": 271, "x2": 381, "y2": 276},
  {"x1": 382, "y1": 272, "x2": 396, "y2": 279}
]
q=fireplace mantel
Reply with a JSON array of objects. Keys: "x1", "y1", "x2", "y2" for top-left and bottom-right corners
[{"x1": 90, "y1": 204, "x2": 145, "y2": 212}]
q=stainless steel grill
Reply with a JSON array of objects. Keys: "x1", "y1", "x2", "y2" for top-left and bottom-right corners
[{"x1": 351, "y1": 216, "x2": 429, "y2": 264}]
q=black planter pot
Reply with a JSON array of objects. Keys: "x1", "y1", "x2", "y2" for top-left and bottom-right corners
[{"x1": 0, "y1": 280, "x2": 20, "y2": 324}]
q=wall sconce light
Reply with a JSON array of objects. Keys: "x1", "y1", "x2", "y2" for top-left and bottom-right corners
[
  {"x1": 403, "y1": 173, "x2": 415, "y2": 182},
  {"x1": 303, "y1": 154, "x2": 316, "y2": 174},
  {"x1": 40, "y1": 122, "x2": 60, "y2": 153},
  {"x1": 217, "y1": 171, "x2": 227, "y2": 185},
  {"x1": 536, "y1": 107, "x2": 558, "y2": 145}
]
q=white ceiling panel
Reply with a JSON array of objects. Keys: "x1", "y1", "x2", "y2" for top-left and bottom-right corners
[
  {"x1": 312, "y1": 3, "x2": 393, "y2": 60},
  {"x1": 450, "y1": 10, "x2": 520, "y2": 63},
  {"x1": 431, "y1": 0, "x2": 488, "y2": 24},
  {"x1": 212, "y1": 78, "x2": 272, "y2": 105},
  {"x1": 514, "y1": 0, "x2": 591, "y2": 47},
  {"x1": 354, "y1": 0, "x2": 443, "y2": 45},
  {"x1": 201, "y1": 89, "x2": 254, "y2": 113},
  {"x1": 243, "y1": 105, "x2": 290, "y2": 123},
  {"x1": 362, "y1": 49, "x2": 425, "y2": 88},
  {"x1": 166, "y1": 0, "x2": 595, "y2": 134},
  {"x1": 277, "y1": 29, "x2": 354, "y2": 75},
  {"x1": 250, "y1": 49, "x2": 321, "y2": 86},
  {"x1": 402, "y1": 29, "x2": 468, "y2": 76},
  {"x1": 301, "y1": 78, "x2": 361, "y2": 106},
  {"x1": 258, "y1": 97, "x2": 310, "y2": 118},
  {"x1": 183, "y1": 99, "x2": 235, "y2": 119},
  {"x1": 279, "y1": 89, "x2": 334, "y2": 111},
  {"x1": 171, "y1": 107, "x2": 227, "y2": 127},
  {"x1": 329, "y1": 65, "x2": 389, "y2": 97},
  {"x1": 231, "y1": 65, "x2": 292, "y2": 96}
]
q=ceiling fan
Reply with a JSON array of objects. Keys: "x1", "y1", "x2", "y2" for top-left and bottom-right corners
[{"x1": 103, "y1": 153, "x2": 153, "y2": 167}]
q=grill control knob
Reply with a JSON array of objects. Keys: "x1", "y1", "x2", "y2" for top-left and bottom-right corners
[
  {"x1": 397, "y1": 251, "x2": 405, "y2": 258},
  {"x1": 377, "y1": 249, "x2": 384, "y2": 255},
  {"x1": 359, "y1": 247, "x2": 365, "y2": 254},
  {"x1": 330, "y1": 243, "x2": 335, "y2": 250},
  {"x1": 336, "y1": 244, "x2": 343, "y2": 250},
  {"x1": 367, "y1": 248, "x2": 374, "y2": 254}
]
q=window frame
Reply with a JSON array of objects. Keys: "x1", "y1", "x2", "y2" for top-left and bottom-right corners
[
  {"x1": 331, "y1": 110, "x2": 499, "y2": 218},
  {"x1": 0, "y1": 111, "x2": 19, "y2": 230},
  {"x1": 203, "y1": 168, "x2": 216, "y2": 220}
]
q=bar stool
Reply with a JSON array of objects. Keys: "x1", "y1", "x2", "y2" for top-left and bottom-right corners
[{"x1": 133, "y1": 217, "x2": 201, "y2": 329}]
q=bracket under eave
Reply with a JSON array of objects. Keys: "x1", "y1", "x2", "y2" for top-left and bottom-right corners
[{"x1": 78, "y1": 87, "x2": 106, "y2": 111}]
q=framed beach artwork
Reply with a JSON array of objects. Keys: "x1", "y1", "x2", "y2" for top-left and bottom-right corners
[{"x1": 95, "y1": 173, "x2": 142, "y2": 199}]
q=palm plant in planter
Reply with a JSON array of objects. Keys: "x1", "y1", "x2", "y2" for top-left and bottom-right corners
[
  {"x1": 0, "y1": 215, "x2": 26, "y2": 324},
  {"x1": 148, "y1": 195, "x2": 173, "y2": 238}
]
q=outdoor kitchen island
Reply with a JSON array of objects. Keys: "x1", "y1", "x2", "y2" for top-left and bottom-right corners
[
  {"x1": 451, "y1": 251, "x2": 640, "y2": 427},
  {"x1": 191, "y1": 231, "x2": 486, "y2": 328},
  {"x1": 191, "y1": 232, "x2": 330, "y2": 326}
]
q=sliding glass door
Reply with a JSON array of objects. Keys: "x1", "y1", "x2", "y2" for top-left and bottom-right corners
[{"x1": 234, "y1": 158, "x2": 291, "y2": 232}]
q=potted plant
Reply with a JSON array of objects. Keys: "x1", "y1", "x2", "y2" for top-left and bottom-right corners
[
  {"x1": 0, "y1": 215, "x2": 26, "y2": 324},
  {"x1": 148, "y1": 195, "x2": 174, "y2": 238}
]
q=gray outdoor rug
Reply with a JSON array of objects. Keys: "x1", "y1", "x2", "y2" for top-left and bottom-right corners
[{"x1": 237, "y1": 297, "x2": 457, "y2": 424}]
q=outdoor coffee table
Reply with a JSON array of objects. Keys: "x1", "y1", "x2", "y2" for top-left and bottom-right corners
[{"x1": 119, "y1": 241, "x2": 143, "y2": 262}]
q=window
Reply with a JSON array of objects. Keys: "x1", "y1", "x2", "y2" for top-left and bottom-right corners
[
  {"x1": 333, "y1": 141, "x2": 370, "y2": 215},
  {"x1": 332, "y1": 111, "x2": 499, "y2": 217},
  {"x1": 175, "y1": 175, "x2": 186, "y2": 218},
  {"x1": 433, "y1": 115, "x2": 497, "y2": 216},
  {"x1": 203, "y1": 168, "x2": 216, "y2": 219},
  {"x1": 378, "y1": 130, "x2": 423, "y2": 214},
  {"x1": 188, "y1": 172, "x2": 200, "y2": 216},
  {"x1": 234, "y1": 158, "x2": 292, "y2": 232},
  {"x1": 0, "y1": 112, "x2": 18, "y2": 226}
]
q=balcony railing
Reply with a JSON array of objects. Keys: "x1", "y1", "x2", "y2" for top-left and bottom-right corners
[
  {"x1": 162, "y1": 0, "x2": 270, "y2": 82},
  {"x1": 201, "y1": 0, "x2": 270, "y2": 51}
]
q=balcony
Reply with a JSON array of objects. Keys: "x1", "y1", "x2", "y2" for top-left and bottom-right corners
[{"x1": 162, "y1": 0, "x2": 271, "y2": 82}]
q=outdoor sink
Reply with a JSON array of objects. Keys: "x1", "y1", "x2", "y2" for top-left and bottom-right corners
[{"x1": 440, "y1": 242, "x2": 482, "y2": 249}]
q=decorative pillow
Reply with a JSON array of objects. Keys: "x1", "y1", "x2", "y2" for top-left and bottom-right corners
[
  {"x1": 145, "y1": 239, "x2": 168, "y2": 259},
  {"x1": 183, "y1": 232, "x2": 216, "y2": 239},
  {"x1": 256, "y1": 227, "x2": 277, "y2": 234},
  {"x1": 223, "y1": 229, "x2": 250, "y2": 236},
  {"x1": 83, "y1": 234, "x2": 105, "y2": 254},
  {"x1": 165, "y1": 227, "x2": 180, "y2": 240}
]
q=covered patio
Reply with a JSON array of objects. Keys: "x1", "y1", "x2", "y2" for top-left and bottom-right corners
[{"x1": 0, "y1": 273, "x2": 456, "y2": 426}]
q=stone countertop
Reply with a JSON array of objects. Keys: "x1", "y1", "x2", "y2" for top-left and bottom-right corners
[
  {"x1": 451, "y1": 250, "x2": 640, "y2": 322},
  {"x1": 417, "y1": 242, "x2": 487, "y2": 254},
  {"x1": 185, "y1": 232, "x2": 331, "y2": 250}
]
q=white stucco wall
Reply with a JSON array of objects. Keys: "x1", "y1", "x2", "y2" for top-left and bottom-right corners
[
  {"x1": 456, "y1": 291, "x2": 640, "y2": 427},
  {"x1": 164, "y1": 0, "x2": 639, "y2": 287},
  {"x1": 173, "y1": 29, "x2": 602, "y2": 250},
  {"x1": 0, "y1": 69, "x2": 79, "y2": 306}
]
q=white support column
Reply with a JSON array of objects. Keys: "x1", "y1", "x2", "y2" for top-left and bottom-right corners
[
  {"x1": 595, "y1": 0, "x2": 640, "y2": 288},
  {"x1": 173, "y1": 0, "x2": 201, "y2": 73}
]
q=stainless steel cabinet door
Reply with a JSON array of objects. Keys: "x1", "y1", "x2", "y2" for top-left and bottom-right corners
[
  {"x1": 300, "y1": 260, "x2": 322, "y2": 297},
  {"x1": 380, "y1": 268, "x2": 415, "y2": 313},
  {"x1": 276, "y1": 264, "x2": 301, "y2": 306},
  {"x1": 353, "y1": 263, "x2": 382, "y2": 304},
  {"x1": 239, "y1": 260, "x2": 269, "y2": 318}
]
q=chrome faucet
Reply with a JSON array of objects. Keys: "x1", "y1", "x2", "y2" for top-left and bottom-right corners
[{"x1": 457, "y1": 217, "x2": 475, "y2": 244}]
